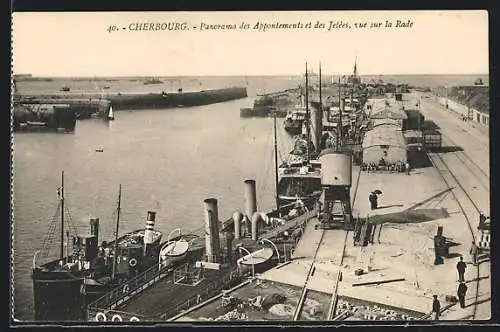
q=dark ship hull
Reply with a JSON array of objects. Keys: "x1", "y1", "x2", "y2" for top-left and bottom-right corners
[
  {"x1": 32, "y1": 232, "x2": 163, "y2": 322},
  {"x1": 32, "y1": 270, "x2": 86, "y2": 321},
  {"x1": 13, "y1": 104, "x2": 77, "y2": 133},
  {"x1": 16, "y1": 99, "x2": 111, "y2": 120},
  {"x1": 109, "y1": 87, "x2": 248, "y2": 110}
]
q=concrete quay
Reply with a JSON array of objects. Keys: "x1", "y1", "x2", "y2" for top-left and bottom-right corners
[{"x1": 411, "y1": 92, "x2": 490, "y2": 320}]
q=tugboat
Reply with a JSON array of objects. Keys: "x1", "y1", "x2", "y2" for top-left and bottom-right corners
[{"x1": 31, "y1": 173, "x2": 164, "y2": 321}]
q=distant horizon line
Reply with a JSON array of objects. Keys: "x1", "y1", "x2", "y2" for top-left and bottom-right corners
[{"x1": 13, "y1": 73, "x2": 489, "y2": 78}]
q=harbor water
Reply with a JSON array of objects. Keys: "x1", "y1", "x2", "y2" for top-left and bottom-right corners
[
  {"x1": 13, "y1": 77, "x2": 302, "y2": 321},
  {"x1": 12, "y1": 74, "x2": 485, "y2": 321}
]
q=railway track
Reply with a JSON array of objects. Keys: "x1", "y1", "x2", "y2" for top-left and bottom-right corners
[
  {"x1": 427, "y1": 151, "x2": 489, "y2": 320},
  {"x1": 439, "y1": 130, "x2": 489, "y2": 189},
  {"x1": 292, "y1": 165, "x2": 361, "y2": 321},
  {"x1": 451, "y1": 152, "x2": 489, "y2": 191}
]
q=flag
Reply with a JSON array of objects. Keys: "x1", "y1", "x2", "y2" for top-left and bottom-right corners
[{"x1": 57, "y1": 187, "x2": 62, "y2": 199}]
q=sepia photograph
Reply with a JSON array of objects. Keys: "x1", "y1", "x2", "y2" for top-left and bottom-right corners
[{"x1": 11, "y1": 10, "x2": 490, "y2": 324}]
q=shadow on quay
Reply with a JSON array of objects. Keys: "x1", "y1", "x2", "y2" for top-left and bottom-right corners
[
  {"x1": 369, "y1": 208, "x2": 450, "y2": 225},
  {"x1": 465, "y1": 275, "x2": 490, "y2": 284},
  {"x1": 465, "y1": 297, "x2": 491, "y2": 308},
  {"x1": 376, "y1": 204, "x2": 404, "y2": 210},
  {"x1": 408, "y1": 150, "x2": 433, "y2": 168},
  {"x1": 440, "y1": 145, "x2": 464, "y2": 153}
]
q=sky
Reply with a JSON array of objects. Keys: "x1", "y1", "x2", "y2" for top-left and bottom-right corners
[{"x1": 12, "y1": 10, "x2": 489, "y2": 77}]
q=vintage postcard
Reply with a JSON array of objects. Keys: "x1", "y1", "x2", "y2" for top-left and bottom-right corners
[{"x1": 11, "y1": 10, "x2": 490, "y2": 324}]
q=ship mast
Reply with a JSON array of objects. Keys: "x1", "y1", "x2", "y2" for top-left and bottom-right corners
[
  {"x1": 338, "y1": 77, "x2": 343, "y2": 152},
  {"x1": 60, "y1": 171, "x2": 64, "y2": 263},
  {"x1": 319, "y1": 62, "x2": 322, "y2": 109},
  {"x1": 273, "y1": 111, "x2": 280, "y2": 217},
  {"x1": 112, "y1": 184, "x2": 122, "y2": 280},
  {"x1": 305, "y1": 62, "x2": 310, "y2": 162},
  {"x1": 318, "y1": 62, "x2": 323, "y2": 154}
]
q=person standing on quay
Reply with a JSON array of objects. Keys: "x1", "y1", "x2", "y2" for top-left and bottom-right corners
[
  {"x1": 432, "y1": 295, "x2": 441, "y2": 320},
  {"x1": 457, "y1": 282, "x2": 468, "y2": 308},
  {"x1": 369, "y1": 192, "x2": 378, "y2": 210},
  {"x1": 456, "y1": 256, "x2": 467, "y2": 282},
  {"x1": 469, "y1": 241, "x2": 479, "y2": 266}
]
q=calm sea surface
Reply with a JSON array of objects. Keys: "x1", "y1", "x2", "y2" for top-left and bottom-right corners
[
  {"x1": 13, "y1": 76, "x2": 302, "y2": 321},
  {"x1": 12, "y1": 74, "x2": 486, "y2": 321}
]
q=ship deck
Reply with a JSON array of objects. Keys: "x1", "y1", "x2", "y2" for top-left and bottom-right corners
[{"x1": 115, "y1": 268, "x2": 230, "y2": 318}]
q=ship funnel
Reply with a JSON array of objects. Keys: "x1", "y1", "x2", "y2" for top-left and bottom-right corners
[
  {"x1": 143, "y1": 211, "x2": 156, "y2": 245},
  {"x1": 311, "y1": 107, "x2": 322, "y2": 154},
  {"x1": 90, "y1": 217, "x2": 100, "y2": 244},
  {"x1": 244, "y1": 180, "x2": 257, "y2": 221},
  {"x1": 204, "y1": 198, "x2": 221, "y2": 263},
  {"x1": 232, "y1": 211, "x2": 243, "y2": 239}
]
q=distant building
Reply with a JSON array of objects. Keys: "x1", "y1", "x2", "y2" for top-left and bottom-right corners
[
  {"x1": 347, "y1": 57, "x2": 361, "y2": 85},
  {"x1": 434, "y1": 83, "x2": 489, "y2": 127}
]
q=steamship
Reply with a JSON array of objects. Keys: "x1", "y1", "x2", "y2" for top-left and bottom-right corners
[
  {"x1": 278, "y1": 63, "x2": 322, "y2": 210},
  {"x1": 32, "y1": 173, "x2": 164, "y2": 321},
  {"x1": 283, "y1": 100, "x2": 307, "y2": 135}
]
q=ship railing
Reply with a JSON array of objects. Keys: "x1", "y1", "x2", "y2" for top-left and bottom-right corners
[
  {"x1": 87, "y1": 307, "x2": 157, "y2": 322},
  {"x1": 159, "y1": 265, "x2": 241, "y2": 320},
  {"x1": 88, "y1": 259, "x2": 174, "y2": 312}
]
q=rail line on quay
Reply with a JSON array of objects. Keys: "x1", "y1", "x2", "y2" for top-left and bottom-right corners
[
  {"x1": 293, "y1": 166, "x2": 362, "y2": 321},
  {"x1": 444, "y1": 152, "x2": 489, "y2": 192},
  {"x1": 427, "y1": 151, "x2": 488, "y2": 320},
  {"x1": 438, "y1": 130, "x2": 489, "y2": 190},
  {"x1": 327, "y1": 164, "x2": 362, "y2": 321},
  {"x1": 421, "y1": 95, "x2": 489, "y2": 177}
]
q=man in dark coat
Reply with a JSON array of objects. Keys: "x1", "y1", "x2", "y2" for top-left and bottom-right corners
[
  {"x1": 369, "y1": 192, "x2": 378, "y2": 210},
  {"x1": 457, "y1": 282, "x2": 468, "y2": 308},
  {"x1": 456, "y1": 256, "x2": 467, "y2": 282},
  {"x1": 432, "y1": 295, "x2": 441, "y2": 320}
]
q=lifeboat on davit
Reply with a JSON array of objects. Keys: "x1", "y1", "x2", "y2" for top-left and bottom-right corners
[
  {"x1": 237, "y1": 247, "x2": 274, "y2": 268},
  {"x1": 158, "y1": 239, "x2": 190, "y2": 267}
]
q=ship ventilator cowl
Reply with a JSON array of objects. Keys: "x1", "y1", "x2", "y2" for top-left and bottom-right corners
[{"x1": 144, "y1": 211, "x2": 156, "y2": 245}]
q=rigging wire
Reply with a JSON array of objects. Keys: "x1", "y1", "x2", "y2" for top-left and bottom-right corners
[
  {"x1": 40, "y1": 204, "x2": 60, "y2": 260},
  {"x1": 260, "y1": 148, "x2": 274, "y2": 201},
  {"x1": 277, "y1": 121, "x2": 291, "y2": 163},
  {"x1": 256, "y1": 126, "x2": 273, "y2": 198}
]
